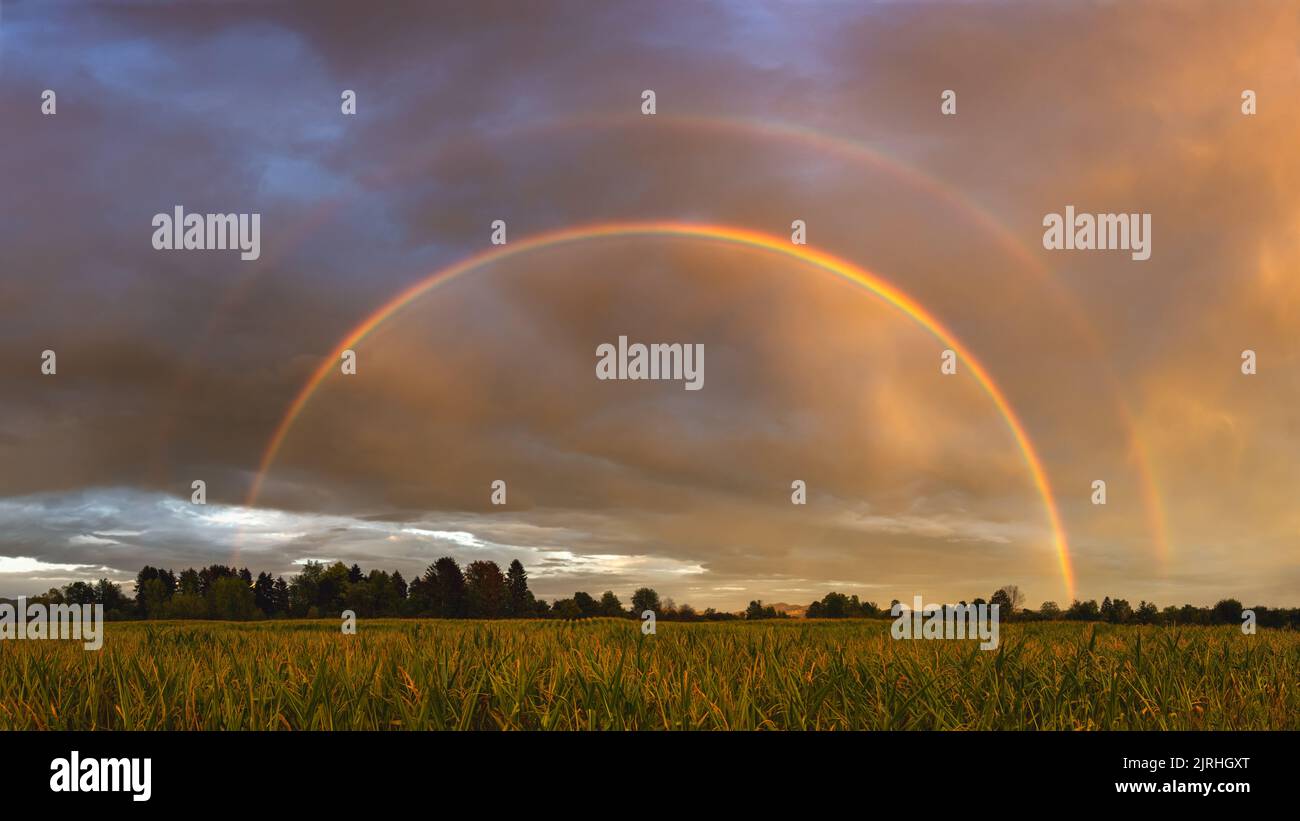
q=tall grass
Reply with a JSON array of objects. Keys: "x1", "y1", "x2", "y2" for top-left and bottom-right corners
[{"x1": 0, "y1": 619, "x2": 1293, "y2": 730}]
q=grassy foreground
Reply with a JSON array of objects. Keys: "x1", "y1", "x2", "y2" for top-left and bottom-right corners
[{"x1": 0, "y1": 619, "x2": 1295, "y2": 730}]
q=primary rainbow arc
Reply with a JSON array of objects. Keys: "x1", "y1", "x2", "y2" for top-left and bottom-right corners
[{"x1": 247, "y1": 221, "x2": 1077, "y2": 599}]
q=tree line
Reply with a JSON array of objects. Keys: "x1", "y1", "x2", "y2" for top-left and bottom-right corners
[
  {"x1": 795, "y1": 584, "x2": 1300, "y2": 628},
  {"x1": 19, "y1": 571, "x2": 1300, "y2": 628},
  {"x1": 26, "y1": 558, "x2": 736, "y2": 622}
]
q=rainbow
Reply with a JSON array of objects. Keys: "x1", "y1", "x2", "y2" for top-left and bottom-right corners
[
  {"x1": 247, "y1": 221, "x2": 1077, "y2": 598},
  {"x1": 188, "y1": 111, "x2": 1165, "y2": 566}
]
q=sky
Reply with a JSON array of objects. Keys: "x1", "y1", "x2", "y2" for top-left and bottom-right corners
[{"x1": 1, "y1": 0, "x2": 1297, "y2": 611}]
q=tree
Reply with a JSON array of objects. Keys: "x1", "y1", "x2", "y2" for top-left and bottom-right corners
[
  {"x1": 163, "y1": 592, "x2": 208, "y2": 619},
  {"x1": 817, "y1": 592, "x2": 851, "y2": 618},
  {"x1": 572, "y1": 591, "x2": 600, "y2": 618},
  {"x1": 348, "y1": 563, "x2": 364, "y2": 584},
  {"x1": 362, "y1": 570, "x2": 395, "y2": 614},
  {"x1": 198, "y1": 565, "x2": 237, "y2": 595},
  {"x1": 1066, "y1": 599, "x2": 1100, "y2": 620},
  {"x1": 464, "y1": 560, "x2": 507, "y2": 618},
  {"x1": 551, "y1": 598, "x2": 581, "y2": 619},
  {"x1": 505, "y1": 560, "x2": 531, "y2": 617},
  {"x1": 432, "y1": 557, "x2": 466, "y2": 618},
  {"x1": 1135, "y1": 600, "x2": 1158, "y2": 624},
  {"x1": 345, "y1": 573, "x2": 378, "y2": 616},
  {"x1": 178, "y1": 568, "x2": 201, "y2": 596},
  {"x1": 409, "y1": 562, "x2": 444, "y2": 615},
  {"x1": 288, "y1": 561, "x2": 323, "y2": 617},
  {"x1": 93, "y1": 579, "x2": 128, "y2": 613},
  {"x1": 1039, "y1": 601, "x2": 1061, "y2": 620},
  {"x1": 134, "y1": 566, "x2": 160, "y2": 602},
  {"x1": 406, "y1": 574, "x2": 434, "y2": 616},
  {"x1": 1212, "y1": 598, "x2": 1244, "y2": 625},
  {"x1": 136, "y1": 578, "x2": 169, "y2": 618},
  {"x1": 807, "y1": 592, "x2": 875, "y2": 618},
  {"x1": 32, "y1": 587, "x2": 66, "y2": 606},
  {"x1": 992, "y1": 585, "x2": 1023, "y2": 615},
  {"x1": 253, "y1": 572, "x2": 276, "y2": 615},
  {"x1": 134, "y1": 566, "x2": 173, "y2": 616},
  {"x1": 631, "y1": 587, "x2": 660, "y2": 616},
  {"x1": 271, "y1": 576, "x2": 290, "y2": 616},
  {"x1": 391, "y1": 570, "x2": 408, "y2": 601},
  {"x1": 316, "y1": 562, "x2": 351, "y2": 614},
  {"x1": 211, "y1": 576, "x2": 257, "y2": 620},
  {"x1": 599, "y1": 590, "x2": 625, "y2": 617}
]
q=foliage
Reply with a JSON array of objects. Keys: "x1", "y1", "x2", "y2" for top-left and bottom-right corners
[{"x1": 806, "y1": 592, "x2": 878, "y2": 619}]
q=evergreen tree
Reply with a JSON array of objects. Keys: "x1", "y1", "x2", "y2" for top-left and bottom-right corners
[
  {"x1": 271, "y1": 576, "x2": 289, "y2": 615},
  {"x1": 253, "y1": 572, "x2": 276, "y2": 615},
  {"x1": 178, "y1": 568, "x2": 201, "y2": 596},
  {"x1": 432, "y1": 557, "x2": 466, "y2": 618},
  {"x1": 506, "y1": 559, "x2": 531, "y2": 616}
]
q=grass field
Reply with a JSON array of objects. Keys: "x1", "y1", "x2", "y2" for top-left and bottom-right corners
[{"x1": 0, "y1": 619, "x2": 1294, "y2": 730}]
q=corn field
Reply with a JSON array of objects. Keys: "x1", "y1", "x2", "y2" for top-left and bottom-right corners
[{"x1": 0, "y1": 619, "x2": 1294, "y2": 730}]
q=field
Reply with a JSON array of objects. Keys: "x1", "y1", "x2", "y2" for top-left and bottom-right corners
[{"x1": 0, "y1": 619, "x2": 1295, "y2": 730}]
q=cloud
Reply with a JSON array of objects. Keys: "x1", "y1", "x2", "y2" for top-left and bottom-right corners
[{"x1": 1, "y1": 1, "x2": 1297, "y2": 608}]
